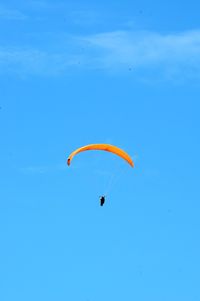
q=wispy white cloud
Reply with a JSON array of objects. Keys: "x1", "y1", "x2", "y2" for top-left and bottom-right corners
[
  {"x1": 80, "y1": 30, "x2": 200, "y2": 77},
  {"x1": 0, "y1": 6, "x2": 27, "y2": 20},
  {"x1": 0, "y1": 46, "x2": 83, "y2": 76},
  {"x1": 1, "y1": 29, "x2": 200, "y2": 79}
]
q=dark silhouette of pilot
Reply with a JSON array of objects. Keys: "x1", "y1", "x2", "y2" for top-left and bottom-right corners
[{"x1": 100, "y1": 196, "x2": 105, "y2": 206}]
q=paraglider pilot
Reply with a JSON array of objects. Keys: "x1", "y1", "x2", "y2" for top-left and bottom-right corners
[{"x1": 100, "y1": 196, "x2": 105, "y2": 206}]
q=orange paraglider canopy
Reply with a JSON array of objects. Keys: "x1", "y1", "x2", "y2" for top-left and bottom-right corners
[{"x1": 67, "y1": 143, "x2": 134, "y2": 167}]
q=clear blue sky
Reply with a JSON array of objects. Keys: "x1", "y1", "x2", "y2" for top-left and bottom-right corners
[{"x1": 1, "y1": 0, "x2": 200, "y2": 300}]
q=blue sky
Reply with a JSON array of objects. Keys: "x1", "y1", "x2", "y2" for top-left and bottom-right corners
[{"x1": 0, "y1": 0, "x2": 200, "y2": 300}]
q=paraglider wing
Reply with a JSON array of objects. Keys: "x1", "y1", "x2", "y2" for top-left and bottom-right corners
[{"x1": 67, "y1": 144, "x2": 134, "y2": 167}]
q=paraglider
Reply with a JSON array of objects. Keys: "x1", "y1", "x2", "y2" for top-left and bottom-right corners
[{"x1": 67, "y1": 143, "x2": 134, "y2": 206}]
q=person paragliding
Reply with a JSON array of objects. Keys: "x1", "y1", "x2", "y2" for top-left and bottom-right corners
[
  {"x1": 100, "y1": 195, "x2": 105, "y2": 206},
  {"x1": 67, "y1": 143, "x2": 134, "y2": 206}
]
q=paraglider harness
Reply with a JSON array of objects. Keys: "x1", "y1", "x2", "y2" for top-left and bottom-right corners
[{"x1": 100, "y1": 195, "x2": 105, "y2": 206}]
